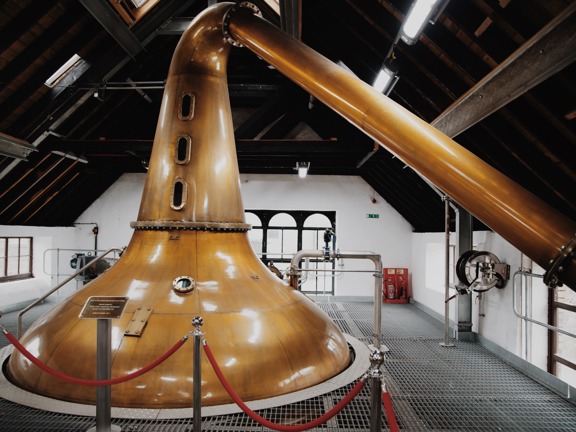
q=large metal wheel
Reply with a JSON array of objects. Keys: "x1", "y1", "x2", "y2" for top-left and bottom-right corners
[
  {"x1": 456, "y1": 250, "x2": 477, "y2": 287},
  {"x1": 456, "y1": 250, "x2": 505, "y2": 292}
]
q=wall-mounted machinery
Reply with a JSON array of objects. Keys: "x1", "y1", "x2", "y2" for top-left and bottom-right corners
[
  {"x1": 456, "y1": 250, "x2": 510, "y2": 293},
  {"x1": 69, "y1": 252, "x2": 111, "y2": 284}
]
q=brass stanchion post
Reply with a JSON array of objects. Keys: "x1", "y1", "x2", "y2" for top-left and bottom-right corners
[
  {"x1": 192, "y1": 316, "x2": 204, "y2": 432},
  {"x1": 367, "y1": 345, "x2": 387, "y2": 432},
  {"x1": 88, "y1": 318, "x2": 121, "y2": 432}
]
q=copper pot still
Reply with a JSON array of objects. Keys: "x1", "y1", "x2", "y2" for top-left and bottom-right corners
[
  {"x1": 6, "y1": 3, "x2": 351, "y2": 408},
  {"x1": 7, "y1": 0, "x2": 576, "y2": 411}
]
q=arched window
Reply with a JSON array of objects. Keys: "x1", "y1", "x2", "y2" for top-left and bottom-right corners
[
  {"x1": 303, "y1": 213, "x2": 332, "y2": 250},
  {"x1": 244, "y1": 210, "x2": 336, "y2": 294},
  {"x1": 301, "y1": 213, "x2": 335, "y2": 294},
  {"x1": 245, "y1": 212, "x2": 263, "y2": 255},
  {"x1": 267, "y1": 213, "x2": 297, "y2": 262}
]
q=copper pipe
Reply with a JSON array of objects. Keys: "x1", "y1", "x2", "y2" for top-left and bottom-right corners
[{"x1": 227, "y1": 7, "x2": 576, "y2": 289}]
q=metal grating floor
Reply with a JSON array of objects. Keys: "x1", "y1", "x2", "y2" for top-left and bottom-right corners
[{"x1": 1, "y1": 297, "x2": 576, "y2": 431}]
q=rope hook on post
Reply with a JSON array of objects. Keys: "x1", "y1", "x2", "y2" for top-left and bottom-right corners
[
  {"x1": 366, "y1": 345, "x2": 384, "y2": 432},
  {"x1": 364, "y1": 344, "x2": 399, "y2": 432}
]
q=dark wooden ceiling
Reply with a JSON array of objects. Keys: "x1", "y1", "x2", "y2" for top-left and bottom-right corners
[{"x1": 0, "y1": 0, "x2": 574, "y2": 233}]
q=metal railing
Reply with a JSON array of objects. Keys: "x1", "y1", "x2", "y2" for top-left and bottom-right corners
[
  {"x1": 17, "y1": 248, "x2": 122, "y2": 338},
  {"x1": 43, "y1": 247, "x2": 122, "y2": 279},
  {"x1": 512, "y1": 270, "x2": 576, "y2": 339}
]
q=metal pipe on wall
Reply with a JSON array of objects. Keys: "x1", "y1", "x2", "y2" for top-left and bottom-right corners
[
  {"x1": 289, "y1": 250, "x2": 383, "y2": 347},
  {"x1": 513, "y1": 271, "x2": 576, "y2": 339},
  {"x1": 440, "y1": 196, "x2": 454, "y2": 347},
  {"x1": 226, "y1": 6, "x2": 576, "y2": 290},
  {"x1": 520, "y1": 254, "x2": 534, "y2": 361}
]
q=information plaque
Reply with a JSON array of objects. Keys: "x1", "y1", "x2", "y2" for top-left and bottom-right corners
[{"x1": 79, "y1": 296, "x2": 129, "y2": 320}]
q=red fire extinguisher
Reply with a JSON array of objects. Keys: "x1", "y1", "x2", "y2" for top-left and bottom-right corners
[{"x1": 386, "y1": 278, "x2": 395, "y2": 299}]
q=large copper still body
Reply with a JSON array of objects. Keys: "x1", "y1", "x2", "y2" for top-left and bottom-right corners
[
  {"x1": 6, "y1": 4, "x2": 352, "y2": 408},
  {"x1": 7, "y1": 1, "x2": 576, "y2": 410}
]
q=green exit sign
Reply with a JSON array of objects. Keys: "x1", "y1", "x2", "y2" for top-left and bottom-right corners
[{"x1": 366, "y1": 213, "x2": 380, "y2": 219}]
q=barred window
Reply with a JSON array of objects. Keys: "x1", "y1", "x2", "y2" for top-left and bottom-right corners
[
  {"x1": 245, "y1": 210, "x2": 336, "y2": 294},
  {"x1": 0, "y1": 237, "x2": 33, "y2": 282}
]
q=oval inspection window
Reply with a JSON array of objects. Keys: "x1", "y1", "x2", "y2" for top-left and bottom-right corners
[
  {"x1": 170, "y1": 178, "x2": 187, "y2": 210},
  {"x1": 175, "y1": 135, "x2": 191, "y2": 164},
  {"x1": 179, "y1": 92, "x2": 195, "y2": 120}
]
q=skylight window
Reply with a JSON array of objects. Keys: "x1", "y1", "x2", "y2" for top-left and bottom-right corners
[
  {"x1": 263, "y1": 0, "x2": 280, "y2": 15},
  {"x1": 44, "y1": 54, "x2": 82, "y2": 88},
  {"x1": 129, "y1": 0, "x2": 148, "y2": 7}
]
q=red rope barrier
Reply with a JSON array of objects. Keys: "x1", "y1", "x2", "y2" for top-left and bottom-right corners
[
  {"x1": 203, "y1": 341, "x2": 365, "y2": 432},
  {"x1": 382, "y1": 391, "x2": 399, "y2": 432},
  {"x1": 3, "y1": 331, "x2": 187, "y2": 386}
]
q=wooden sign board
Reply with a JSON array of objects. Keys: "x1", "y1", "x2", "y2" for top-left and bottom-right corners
[{"x1": 79, "y1": 296, "x2": 129, "y2": 320}]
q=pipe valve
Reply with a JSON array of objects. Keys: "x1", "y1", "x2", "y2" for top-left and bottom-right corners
[{"x1": 323, "y1": 228, "x2": 334, "y2": 261}]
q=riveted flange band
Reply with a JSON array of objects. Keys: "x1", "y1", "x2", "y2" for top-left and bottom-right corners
[
  {"x1": 544, "y1": 233, "x2": 576, "y2": 288},
  {"x1": 222, "y1": 2, "x2": 262, "y2": 47},
  {"x1": 130, "y1": 221, "x2": 251, "y2": 232}
]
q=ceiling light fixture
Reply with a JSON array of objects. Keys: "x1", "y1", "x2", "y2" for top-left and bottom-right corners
[
  {"x1": 296, "y1": 161, "x2": 310, "y2": 178},
  {"x1": 373, "y1": 58, "x2": 399, "y2": 95},
  {"x1": 400, "y1": 0, "x2": 447, "y2": 45},
  {"x1": 373, "y1": 0, "x2": 450, "y2": 95}
]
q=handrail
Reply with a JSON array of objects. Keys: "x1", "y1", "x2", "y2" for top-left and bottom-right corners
[
  {"x1": 42, "y1": 248, "x2": 121, "y2": 277},
  {"x1": 288, "y1": 250, "x2": 383, "y2": 348},
  {"x1": 17, "y1": 248, "x2": 122, "y2": 338},
  {"x1": 512, "y1": 270, "x2": 576, "y2": 339}
]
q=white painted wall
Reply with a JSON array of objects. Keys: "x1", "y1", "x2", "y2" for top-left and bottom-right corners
[
  {"x1": 240, "y1": 174, "x2": 413, "y2": 296},
  {"x1": 411, "y1": 232, "x2": 458, "y2": 323},
  {"x1": 0, "y1": 178, "x2": 142, "y2": 311},
  {"x1": 0, "y1": 172, "x2": 567, "y2": 384},
  {"x1": 410, "y1": 230, "x2": 550, "y2": 374},
  {"x1": 0, "y1": 225, "x2": 77, "y2": 311},
  {"x1": 0, "y1": 173, "x2": 412, "y2": 308},
  {"x1": 74, "y1": 172, "x2": 145, "y2": 250},
  {"x1": 473, "y1": 232, "x2": 548, "y2": 371}
]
